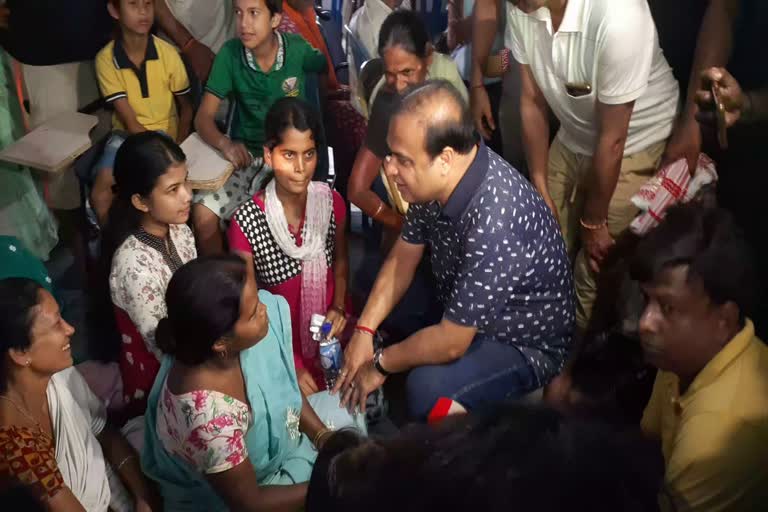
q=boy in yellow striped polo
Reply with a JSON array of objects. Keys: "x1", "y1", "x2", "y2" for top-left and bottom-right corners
[{"x1": 92, "y1": 0, "x2": 193, "y2": 225}]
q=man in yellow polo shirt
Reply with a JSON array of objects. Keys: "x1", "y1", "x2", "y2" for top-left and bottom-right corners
[{"x1": 631, "y1": 204, "x2": 768, "y2": 511}]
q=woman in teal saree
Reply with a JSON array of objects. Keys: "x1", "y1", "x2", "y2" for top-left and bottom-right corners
[{"x1": 142, "y1": 255, "x2": 365, "y2": 511}]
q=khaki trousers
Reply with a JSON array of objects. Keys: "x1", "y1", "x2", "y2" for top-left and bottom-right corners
[{"x1": 547, "y1": 137, "x2": 666, "y2": 329}]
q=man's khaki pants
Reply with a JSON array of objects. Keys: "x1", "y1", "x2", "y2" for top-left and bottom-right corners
[{"x1": 547, "y1": 137, "x2": 666, "y2": 329}]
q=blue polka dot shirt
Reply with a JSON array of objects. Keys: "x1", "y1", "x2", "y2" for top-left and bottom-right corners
[{"x1": 401, "y1": 142, "x2": 575, "y2": 383}]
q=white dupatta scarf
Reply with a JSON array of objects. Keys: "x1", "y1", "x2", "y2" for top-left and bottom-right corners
[
  {"x1": 264, "y1": 180, "x2": 333, "y2": 358},
  {"x1": 48, "y1": 368, "x2": 113, "y2": 511}
]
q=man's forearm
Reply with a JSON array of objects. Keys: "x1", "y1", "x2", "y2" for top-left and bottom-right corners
[
  {"x1": 470, "y1": 0, "x2": 499, "y2": 86},
  {"x1": 332, "y1": 246, "x2": 349, "y2": 309},
  {"x1": 154, "y1": 0, "x2": 194, "y2": 48},
  {"x1": 446, "y1": 0, "x2": 465, "y2": 52},
  {"x1": 520, "y1": 95, "x2": 551, "y2": 192},
  {"x1": 583, "y1": 135, "x2": 626, "y2": 223},
  {"x1": 584, "y1": 101, "x2": 634, "y2": 223},
  {"x1": 357, "y1": 240, "x2": 422, "y2": 330},
  {"x1": 383, "y1": 323, "x2": 472, "y2": 373},
  {"x1": 680, "y1": 0, "x2": 739, "y2": 121}
]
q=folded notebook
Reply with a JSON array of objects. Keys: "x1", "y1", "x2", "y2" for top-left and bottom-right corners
[
  {"x1": 181, "y1": 133, "x2": 235, "y2": 191},
  {"x1": 0, "y1": 112, "x2": 98, "y2": 173}
]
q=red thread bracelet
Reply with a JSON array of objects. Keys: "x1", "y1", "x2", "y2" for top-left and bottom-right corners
[
  {"x1": 181, "y1": 37, "x2": 196, "y2": 52},
  {"x1": 354, "y1": 325, "x2": 376, "y2": 336}
]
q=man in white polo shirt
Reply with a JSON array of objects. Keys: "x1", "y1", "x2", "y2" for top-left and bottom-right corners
[{"x1": 508, "y1": 0, "x2": 679, "y2": 329}]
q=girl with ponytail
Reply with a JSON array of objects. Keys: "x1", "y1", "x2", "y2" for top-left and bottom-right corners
[{"x1": 102, "y1": 131, "x2": 196, "y2": 417}]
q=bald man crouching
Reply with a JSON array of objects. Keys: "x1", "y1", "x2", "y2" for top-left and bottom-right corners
[{"x1": 334, "y1": 80, "x2": 575, "y2": 419}]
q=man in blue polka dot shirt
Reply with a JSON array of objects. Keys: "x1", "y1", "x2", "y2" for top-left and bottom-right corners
[{"x1": 335, "y1": 80, "x2": 575, "y2": 419}]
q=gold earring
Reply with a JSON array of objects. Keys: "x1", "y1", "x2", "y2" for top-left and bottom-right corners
[
  {"x1": 25, "y1": 360, "x2": 31, "y2": 366},
  {"x1": 219, "y1": 348, "x2": 228, "y2": 359}
]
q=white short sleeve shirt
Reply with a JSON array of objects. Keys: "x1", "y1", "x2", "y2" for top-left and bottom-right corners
[
  {"x1": 164, "y1": 0, "x2": 235, "y2": 54},
  {"x1": 506, "y1": 0, "x2": 679, "y2": 156}
]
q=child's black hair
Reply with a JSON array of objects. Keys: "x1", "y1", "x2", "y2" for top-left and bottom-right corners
[
  {"x1": 234, "y1": 0, "x2": 283, "y2": 17},
  {"x1": 91, "y1": 132, "x2": 185, "y2": 363},
  {"x1": 264, "y1": 0, "x2": 283, "y2": 16},
  {"x1": 102, "y1": 132, "x2": 186, "y2": 269},
  {"x1": 264, "y1": 97, "x2": 322, "y2": 151}
]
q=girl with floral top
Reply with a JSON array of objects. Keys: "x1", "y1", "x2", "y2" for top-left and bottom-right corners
[
  {"x1": 142, "y1": 255, "x2": 365, "y2": 512},
  {"x1": 102, "y1": 132, "x2": 196, "y2": 417},
  {"x1": 228, "y1": 98, "x2": 351, "y2": 396}
]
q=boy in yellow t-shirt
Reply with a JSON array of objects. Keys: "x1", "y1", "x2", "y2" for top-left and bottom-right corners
[{"x1": 92, "y1": 0, "x2": 192, "y2": 225}]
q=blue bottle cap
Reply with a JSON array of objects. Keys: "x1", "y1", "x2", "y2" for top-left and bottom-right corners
[{"x1": 321, "y1": 322, "x2": 332, "y2": 336}]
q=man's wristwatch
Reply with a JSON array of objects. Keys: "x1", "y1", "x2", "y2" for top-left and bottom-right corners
[{"x1": 373, "y1": 348, "x2": 391, "y2": 377}]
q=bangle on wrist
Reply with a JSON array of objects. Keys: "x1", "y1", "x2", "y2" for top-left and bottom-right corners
[
  {"x1": 354, "y1": 325, "x2": 376, "y2": 336},
  {"x1": 372, "y1": 200, "x2": 385, "y2": 219},
  {"x1": 470, "y1": 83, "x2": 485, "y2": 89},
  {"x1": 332, "y1": 304, "x2": 346, "y2": 316},
  {"x1": 580, "y1": 218, "x2": 608, "y2": 231},
  {"x1": 312, "y1": 428, "x2": 333, "y2": 448},
  {"x1": 115, "y1": 454, "x2": 136, "y2": 472}
]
